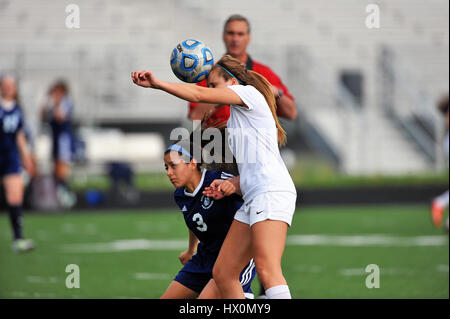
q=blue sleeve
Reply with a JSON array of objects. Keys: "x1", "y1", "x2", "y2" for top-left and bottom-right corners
[
  {"x1": 17, "y1": 109, "x2": 24, "y2": 131},
  {"x1": 207, "y1": 170, "x2": 235, "y2": 182}
]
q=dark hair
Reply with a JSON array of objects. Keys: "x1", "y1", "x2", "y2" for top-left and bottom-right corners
[
  {"x1": 49, "y1": 80, "x2": 69, "y2": 95},
  {"x1": 223, "y1": 14, "x2": 251, "y2": 34},
  {"x1": 437, "y1": 95, "x2": 449, "y2": 116},
  {"x1": 164, "y1": 123, "x2": 239, "y2": 176},
  {"x1": 194, "y1": 123, "x2": 239, "y2": 176},
  {"x1": 211, "y1": 55, "x2": 287, "y2": 146}
]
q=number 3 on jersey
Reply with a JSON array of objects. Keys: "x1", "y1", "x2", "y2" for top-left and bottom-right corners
[{"x1": 193, "y1": 213, "x2": 207, "y2": 232}]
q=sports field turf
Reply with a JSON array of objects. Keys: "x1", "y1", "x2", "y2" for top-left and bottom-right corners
[{"x1": 0, "y1": 205, "x2": 448, "y2": 299}]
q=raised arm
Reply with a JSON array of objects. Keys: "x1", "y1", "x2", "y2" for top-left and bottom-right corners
[{"x1": 131, "y1": 70, "x2": 243, "y2": 106}]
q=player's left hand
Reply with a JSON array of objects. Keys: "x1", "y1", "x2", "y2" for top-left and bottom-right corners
[
  {"x1": 179, "y1": 250, "x2": 194, "y2": 265},
  {"x1": 203, "y1": 179, "x2": 236, "y2": 199},
  {"x1": 23, "y1": 156, "x2": 36, "y2": 177}
]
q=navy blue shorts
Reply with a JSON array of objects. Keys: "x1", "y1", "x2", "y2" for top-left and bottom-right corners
[
  {"x1": 174, "y1": 259, "x2": 256, "y2": 298},
  {"x1": 0, "y1": 151, "x2": 21, "y2": 177}
]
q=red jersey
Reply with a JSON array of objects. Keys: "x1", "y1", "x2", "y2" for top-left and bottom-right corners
[{"x1": 188, "y1": 56, "x2": 294, "y2": 126}]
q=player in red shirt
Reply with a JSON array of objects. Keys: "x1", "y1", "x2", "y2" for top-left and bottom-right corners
[{"x1": 189, "y1": 14, "x2": 297, "y2": 125}]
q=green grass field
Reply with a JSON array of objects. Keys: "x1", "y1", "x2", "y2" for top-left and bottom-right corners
[{"x1": 0, "y1": 205, "x2": 448, "y2": 299}]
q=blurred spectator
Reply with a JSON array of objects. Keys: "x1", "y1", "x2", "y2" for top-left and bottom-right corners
[
  {"x1": 40, "y1": 80, "x2": 76, "y2": 208},
  {"x1": 188, "y1": 14, "x2": 298, "y2": 124},
  {"x1": 0, "y1": 75, "x2": 35, "y2": 252},
  {"x1": 431, "y1": 95, "x2": 449, "y2": 230}
]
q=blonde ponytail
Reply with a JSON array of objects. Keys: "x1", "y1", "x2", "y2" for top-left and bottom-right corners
[{"x1": 246, "y1": 70, "x2": 286, "y2": 146}]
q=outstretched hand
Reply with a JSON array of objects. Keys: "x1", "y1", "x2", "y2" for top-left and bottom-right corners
[
  {"x1": 203, "y1": 179, "x2": 237, "y2": 200},
  {"x1": 131, "y1": 70, "x2": 162, "y2": 89}
]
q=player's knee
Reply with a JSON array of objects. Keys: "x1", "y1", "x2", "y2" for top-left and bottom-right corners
[
  {"x1": 212, "y1": 264, "x2": 226, "y2": 284},
  {"x1": 254, "y1": 260, "x2": 282, "y2": 288},
  {"x1": 213, "y1": 263, "x2": 237, "y2": 286},
  {"x1": 254, "y1": 264, "x2": 270, "y2": 287}
]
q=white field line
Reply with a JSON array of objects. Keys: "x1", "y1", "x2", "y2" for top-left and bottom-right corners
[
  {"x1": 339, "y1": 268, "x2": 417, "y2": 277},
  {"x1": 294, "y1": 264, "x2": 449, "y2": 276},
  {"x1": 134, "y1": 273, "x2": 171, "y2": 280},
  {"x1": 436, "y1": 264, "x2": 449, "y2": 273},
  {"x1": 26, "y1": 276, "x2": 58, "y2": 284},
  {"x1": 339, "y1": 265, "x2": 449, "y2": 277},
  {"x1": 61, "y1": 239, "x2": 187, "y2": 253},
  {"x1": 60, "y1": 234, "x2": 448, "y2": 253},
  {"x1": 286, "y1": 234, "x2": 448, "y2": 247}
]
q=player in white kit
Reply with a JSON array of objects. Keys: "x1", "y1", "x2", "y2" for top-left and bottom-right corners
[{"x1": 132, "y1": 55, "x2": 297, "y2": 299}]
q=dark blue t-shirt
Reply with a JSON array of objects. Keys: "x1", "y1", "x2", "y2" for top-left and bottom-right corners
[
  {"x1": 174, "y1": 170, "x2": 242, "y2": 272},
  {"x1": 0, "y1": 103, "x2": 23, "y2": 155}
]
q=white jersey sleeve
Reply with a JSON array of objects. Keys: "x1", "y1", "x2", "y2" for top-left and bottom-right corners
[{"x1": 227, "y1": 85, "x2": 267, "y2": 112}]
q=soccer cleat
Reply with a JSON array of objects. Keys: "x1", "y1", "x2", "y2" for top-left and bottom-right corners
[
  {"x1": 431, "y1": 202, "x2": 445, "y2": 228},
  {"x1": 12, "y1": 239, "x2": 35, "y2": 253},
  {"x1": 57, "y1": 186, "x2": 77, "y2": 208}
]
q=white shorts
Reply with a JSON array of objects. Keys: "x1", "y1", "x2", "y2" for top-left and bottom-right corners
[{"x1": 234, "y1": 191, "x2": 297, "y2": 227}]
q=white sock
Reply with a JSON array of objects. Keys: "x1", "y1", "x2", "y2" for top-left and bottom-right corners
[
  {"x1": 435, "y1": 190, "x2": 449, "y2": 208},
  {"x1": 265, "y1": 285, "x2": 291, "y2": 299}
]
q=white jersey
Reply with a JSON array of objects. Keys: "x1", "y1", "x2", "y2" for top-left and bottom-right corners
[{"x1": 227, "y1": 85, "x2": 296, "y2": 202}]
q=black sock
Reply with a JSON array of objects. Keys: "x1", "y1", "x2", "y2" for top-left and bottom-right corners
[{"x1": 8, "y1": 205, "x2": 24, "y2": 240}]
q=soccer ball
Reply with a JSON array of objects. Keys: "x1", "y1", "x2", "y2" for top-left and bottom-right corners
[{"x1": 170, "y1": 39, "x2": 214, "y2": 83}]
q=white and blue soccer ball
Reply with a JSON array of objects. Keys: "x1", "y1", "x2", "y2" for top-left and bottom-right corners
[{"x1": 170, "y1": 39, "x2": 214, "y2": 83}]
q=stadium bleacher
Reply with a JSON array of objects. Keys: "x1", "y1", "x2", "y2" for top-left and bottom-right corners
[{"x1": 0, "y1": 0, "x2": 448, "y2": 174}]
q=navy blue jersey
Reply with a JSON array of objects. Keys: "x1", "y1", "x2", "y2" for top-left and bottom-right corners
[
  {"x1": 174, "y1": 169, "x2": 243, "y2": 272},
  {"x1": 0, "y1": 103, "x2": 23, "y2": 154}
]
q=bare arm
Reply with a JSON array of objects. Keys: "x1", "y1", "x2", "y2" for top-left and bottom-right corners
[
  {"x1": 187, "y1": 229, "x2": 199, "y2": 254},
  {"x1": 269, "y1": 85, "x2": 297, "y2": 120},
  {"x1": 188, "y1": 102, "x2": 217, "y2": 120},
  {"x1": 16, "y1": 131, "x2": 35, "y2": 175},
  {"x1": 131, "y1": 70, "x2": 244, "y2": 106},
  {"x1": 179, "y1": 229, "x2": 199, "y2": 265},
  {"x1": 276, "y1": 94, "x2": 298, "y2": 120}
]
